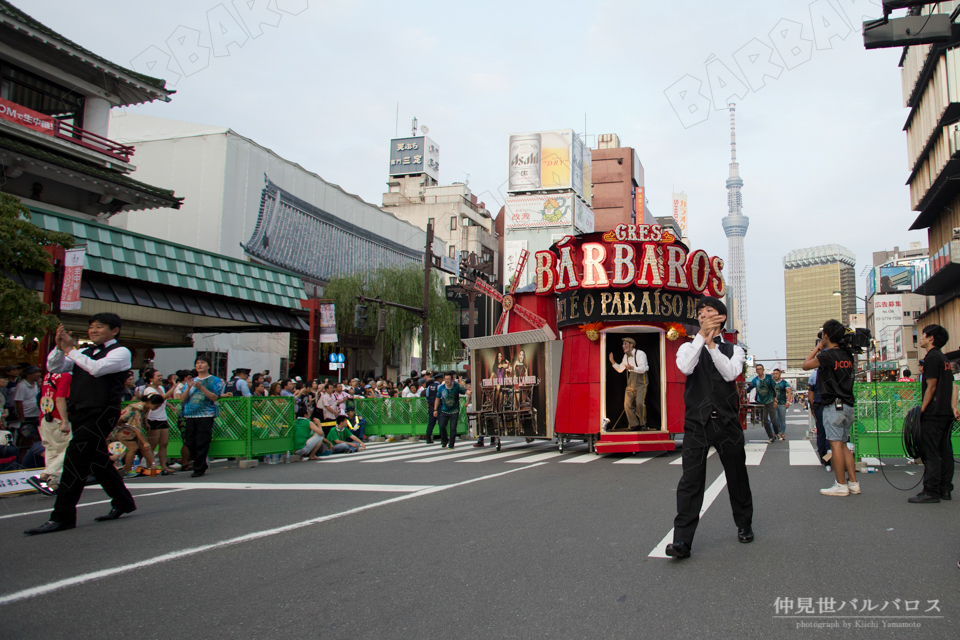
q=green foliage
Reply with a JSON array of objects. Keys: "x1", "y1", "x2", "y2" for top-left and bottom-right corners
[
  {"x1": 324, "y1": 263, "x2": 460, "y2": 367},
  {"x1": 0, "y1": 193, "x2": 75, "y2": 346}
]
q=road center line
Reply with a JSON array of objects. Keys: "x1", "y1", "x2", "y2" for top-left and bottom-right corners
[
  {"x1": 0, "y1": 489, "x2": 189, "y2": 521},
  {"x1": 117, "y1": 482, "x2": 433, "y2": 492},
  {"x1": 0, "y1": 463, "x2": 548, "y2": 606},
  {"x1": 648, "y1": 473, "x2": 728, "y2": 558}
]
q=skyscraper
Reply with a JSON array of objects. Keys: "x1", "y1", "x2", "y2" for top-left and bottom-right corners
[
  {"x1": 721, "y1": 103, "x2": 750, "y2": 345},
  {"x1": 783, "y1": 244, "x2": 856, "y2": 370}
]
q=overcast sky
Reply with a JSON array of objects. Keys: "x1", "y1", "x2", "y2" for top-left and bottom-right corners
[{"x1": 19, "y1": 0, "x2": 926, "y2": 366}]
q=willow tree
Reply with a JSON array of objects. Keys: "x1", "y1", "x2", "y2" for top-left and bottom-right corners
[
  {"x1": 323, "y1": 263, "x2": 460, "y2": 367},
  {"x1": 0, "y1": 193, "x2": 75, "y2": 347}
]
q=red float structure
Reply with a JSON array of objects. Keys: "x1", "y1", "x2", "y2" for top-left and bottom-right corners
[{"x1": 463, "y1": 223, "x2": 745, "y2": 455}]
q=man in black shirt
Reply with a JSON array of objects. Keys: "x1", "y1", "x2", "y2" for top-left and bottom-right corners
[
  {"x1": 802, "y1": 319, "x2": 858, "y2": 497},
  {"x1": 909, "y1": 325, "x2": 956, "y2": 504}
]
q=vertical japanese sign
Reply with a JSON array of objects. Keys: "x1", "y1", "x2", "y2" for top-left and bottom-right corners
[
  {"x1": 319, "y1": 303, "x2": 338, "y2": 344},
  {"x1": 60, "y1": 247, "x2": 86, "y2": 311},
  {"x1": 672, "y1": 192, "x2": 688, "y2": 238}
]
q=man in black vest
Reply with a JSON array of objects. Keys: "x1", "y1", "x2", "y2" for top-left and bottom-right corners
[
  {"x1": 25, "y1": 313, "x2": 137, "y2": 535},
  {"x1": 665, "y1": 297, "x2": 754, "y2": 559}
]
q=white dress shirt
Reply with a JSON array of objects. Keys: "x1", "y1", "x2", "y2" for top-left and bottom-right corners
[
  {"x1": 46, "y1": 339, "x2": 133, "y2": 378},
  {"x1": 676, "y1": 333, "x2": 745, "y2": 382},
  {"x1": 612, "y1": 349, "x2": 649, "y2": 374}
]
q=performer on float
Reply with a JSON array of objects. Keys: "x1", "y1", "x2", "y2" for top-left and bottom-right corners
[
  {"x1": 608, "y1": 337, "x2": 651, "y2": 431},
  {"x1": 665, "y1": 297, "x2": 754, "y2": 559}
]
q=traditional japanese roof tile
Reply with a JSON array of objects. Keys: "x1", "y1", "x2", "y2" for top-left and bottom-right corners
[{"x1": 30, "y1": 207, "x2": 304, "y2": 310}]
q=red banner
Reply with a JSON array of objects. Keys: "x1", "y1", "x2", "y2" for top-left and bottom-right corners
[
  {"x1": 60, "y1": 248, "x2": 85, "y2": 311},
  {"x1": 0, "y1": 97, "x2": 56, "y2": 136}
]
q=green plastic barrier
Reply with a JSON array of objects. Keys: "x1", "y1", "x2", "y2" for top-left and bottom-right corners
[
  {"x1": 851, "y1": 381, "x2": 960, "y2": 461},
  {"x1": 353, "y1": 397, "x2": 467, "y2": 437}
]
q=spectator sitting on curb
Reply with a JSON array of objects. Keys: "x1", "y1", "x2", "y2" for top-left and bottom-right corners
[
  {"x1": 295, "y1": 417, "x2": 333, "y2": 460},
  {"x1": 328, "y1": 414, "x2": 366, "y2": 453},
  {"x1": 345, "y1": 406, "x2": 367, "y2": 441}
]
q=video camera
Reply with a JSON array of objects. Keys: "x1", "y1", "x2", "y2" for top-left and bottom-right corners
[{"x1": 815, "y1": 327, "x2": 872, "y2": 354}]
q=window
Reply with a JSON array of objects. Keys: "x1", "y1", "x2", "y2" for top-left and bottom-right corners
[
  {"x1": 428, "y1": 217, "x2": 435, "y2": 229},
  {"x1": 450, "y1": 216, "x2": 457, "y2": 231},
  {"x1": 449, "y1": 245, "x2": 457, "y2": 258}
]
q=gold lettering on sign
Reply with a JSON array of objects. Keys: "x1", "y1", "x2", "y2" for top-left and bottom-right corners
[
  {"x1": 600, "y1": 292, "x2": 612, "y2": 316},
  {"x1": 557, "y1": 298, "x2": 566, "y2": 322},
  {"x1": 570, "y1": 293, "x2": 580, "y2": 320},
  {"x1": 687, "y1": 296, "x2": 696, "y2": 319},
  {"x1": 583, "y1": 293, "x2": 595, "y2": 317},
  {"x1": 611, "y1": 292, "x2": 624, "y2": 315},
  {"x1": 654, "y1": 290, "x2": 661, "y2": 314},
  {"x1": 639, "y1": 292, "x2": 653, "y2": 315},
  {"x1": 673, "y1": 295, "x2": 684, "y2": 317},
  {"x1": 661, "y1": 293, "x2": 672, "y2": 316},
  {"x1": 623, "y1": 291, "x2": 638, "y2": 316}
]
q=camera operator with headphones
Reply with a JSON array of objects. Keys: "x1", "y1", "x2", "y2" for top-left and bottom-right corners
[{"x1": 802, "y1": 319, "x2": 859, "y2": 497}]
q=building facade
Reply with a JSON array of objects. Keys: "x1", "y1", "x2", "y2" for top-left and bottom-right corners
[
  {"x1": 890, "y1": 4, "x2": 960, "y2": 359},
  {"x1": 589, "y1": 134, "x2": 649, "y2": 231},
  {"x1": 783, "y1": 244, "x2": 856, "y2": 370}
]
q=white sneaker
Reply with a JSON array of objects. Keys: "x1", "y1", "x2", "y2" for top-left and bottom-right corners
[
  {"x1": 847, "y1": 481, "x2": 861, "y2": 495},
  {"x1": 820, "y1": 482, "x2": 849, "y2": 496}
]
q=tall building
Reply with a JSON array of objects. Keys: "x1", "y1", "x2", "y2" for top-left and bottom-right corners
[
  {"x1": 721, "y1": 104, "x2": 750, "y2": 345},
  {"x1": 868, "y1": 3, "x2": 960, "y2": 361},
  {"x1": 783, "y1": 244, "x2": 856, "y2": 370},
  {"x1": 590, "y1": 133, "x2": 649, "y2": 231},
  {"x1": 865, "y1": 242, "x2": 928, "y2": 376}
]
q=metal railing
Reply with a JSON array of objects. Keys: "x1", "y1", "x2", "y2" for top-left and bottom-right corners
[{"x1": 53, "y1": 119, "x2": 135, "y2": 163}]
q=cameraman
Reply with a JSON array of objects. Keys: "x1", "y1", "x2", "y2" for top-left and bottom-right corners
[
  {"x1": 908, "y1": 325, "x2": 956, "y2": 504},
  {"x1": 802, "y1": 319, "x2": 858, "y2": 497}
]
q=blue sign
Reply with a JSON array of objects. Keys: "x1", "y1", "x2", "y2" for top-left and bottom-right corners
[
  {"x1": 337, "y1": 353, "x2": 345, "y2": 363},
  {"x1": 329, "y1": 353, "x2": 337, "y2": 363}
]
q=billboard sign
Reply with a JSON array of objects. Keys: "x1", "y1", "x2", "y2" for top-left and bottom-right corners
[
  {"x1": 504, "y1": 240, "x2": 529, "y2": 288},
  {"x1": 878, "y1": 265, "x2": 915, "y2": 293},
  {"x1": 60, "y1": 247, "x2": 86, "y2": 311},
  {"x1": 672, "y1": 192, "x2": 688, "y2": 238},
  {"x1": 573, "y1": 197, "x2": 594, "y2": 234},
  {"x1": 320, "y1": 303, "x2": 337, "y2": 344},
  {"x1": 507, "y1": 129, "x2": 586, "y2": 199},
  {"x1": 873, "y1": 294, "x2": 903, "y2": 358},
  {"x1": 389, "y1": 136, "x2": 439, "y2": 181},
  {"x1": 505, "y1": 193, "x2": 592, "y2": 230}
]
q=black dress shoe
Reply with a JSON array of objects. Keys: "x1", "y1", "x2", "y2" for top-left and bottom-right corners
[
  {"x1": 94, "y1": 507, "x2": 136, "y2": 522},
  {"x1": 665, "y1": 542, "x2": 691, "y2": 559},
  {"x1": 24, "y1": 520, "x2": 74, "y2": 535},
  {"x1": 190, "y1": 470, "x2": 205, "y2": 478},
  {"x1": 738, "y1": 528, "x2": 755, "y2": 543},
  {"x1": 907, "y1": 492, "x2": 940, "y2": 504},
  {"x1": 942, "y1": 491, "x2": 952, "y2": 501}
]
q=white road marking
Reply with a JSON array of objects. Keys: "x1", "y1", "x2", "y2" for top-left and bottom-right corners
[
  {"x1": 0, "y1": 489, "x2": 189, "y2": 521},
  {"x1": 506, "y1": 451, "x2": 564, "y2": 463},
  {"x1": 360, "y1": 448, "x2": 458, "y2": 463},
  {"x1": 744, "y1": 443, "x2": 767, "y2": 466},
  {"x1": 861, "y1": 457, "x2": 885, "y2": 466},
  {"x1": 613, "y1": 456, "x2": 654, "y2": 465},
  {"x1": 457, "y1": 447, "x2": 546, "y2": 462},
  {"x1": 559, "y1": 454, "x2": 605, "y2": 463},
  {"x1": 788, "y1": 440, "x2": 822, "y2": 466},
  {"x1": 670, "y1": 448, "x2": 715, "y2": 465},
  {"x1": 649, "y1": 473, "x2": 728, "y2": 558},
  {"x1": 123, "y1": 482, "x2": 432, "y2": 492},
  {"x1": 319, "y1": 443, "x2": 427, "y2": 463},
  {"x1": 408, "y1": 443, "x2": 523, "y2": 463},
  {"x1": 0, "y1": 463, "x2": 548, "y2": 606}
]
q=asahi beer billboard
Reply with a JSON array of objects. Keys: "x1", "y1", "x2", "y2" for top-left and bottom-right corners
[
  {"x1": 508, "y1": 129, "x2": 587, "y2": 201},
  {"x1": 475, "y1": 342, "x2": 547, "y2": 438}
]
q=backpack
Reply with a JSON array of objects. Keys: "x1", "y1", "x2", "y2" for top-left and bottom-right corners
[{"x1": 224, "y1": 377, "x2": 240, "y2": 396}]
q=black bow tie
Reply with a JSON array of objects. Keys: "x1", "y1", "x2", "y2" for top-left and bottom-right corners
[{"x1": 713, "y1": 337, "x2": 723, "y2": 345}]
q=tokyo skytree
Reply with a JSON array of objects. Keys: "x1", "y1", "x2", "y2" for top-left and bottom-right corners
[{"x1": 721, "y1": 103, "x2": 749, "y2": 346}]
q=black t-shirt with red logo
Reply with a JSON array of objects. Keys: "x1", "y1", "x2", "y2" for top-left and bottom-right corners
[
  {"x1": 816, "y1": 348, "x2": 855, "y2": 407},
  {"x1": 922, "y1": 348, "x2": 955, "y2": 418}
]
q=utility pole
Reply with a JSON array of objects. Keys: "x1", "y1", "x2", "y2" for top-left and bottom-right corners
[{"x1": 422, "y1": 222, "x2": 434, "y2": 370}]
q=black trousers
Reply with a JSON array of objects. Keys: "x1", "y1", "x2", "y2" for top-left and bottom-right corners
[
  {"x1": 438, "y1": 412, "x2": 459, "y2": 447},
  {"x1": 673, "y1": 417, "x2": 753, "y2": 548},
  {"x1": 813, "y1": 404, "x2": 827, "y2": 458},
  {"x1": 184, "y1": 417, "x2": 215, "y2": 472},
  {"x1": 425, "y1": 410, "x2": 438, "y2": 442},
  {"x1": 52, "y1": 406, "x2": 135, "y2": 526},
  {"x1": 920, "y1": 415, "x2": 954, "y2": 497}
]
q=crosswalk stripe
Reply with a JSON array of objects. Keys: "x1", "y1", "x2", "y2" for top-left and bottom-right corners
[
  {"x1": 320, "y1": 443, "x2": 427, "y2": 463},
  {"x1": 457, "y1": 447, "x2": 546, "y2": 462},
  {"x1": 613, "y1": 456, "x2": 654, "y2": 465},
  {"x1": 744, "y1": 443, "x2": 767, "y2": 466},
  {"x1": 788, "y1": 439, "x2": 821, "y2": 466},
  {"x1": 362, "y1": 448, "x2": 454, "y2": 463},
  {"x1": 506, "y1": 451, "x2": 565, "y2": 463},
  {"x1": 559, "y1": 453, "x2": 605, "y2": 463},
  {"x1": 408, "y1": 443, "x2": 524, "y2": 463},
  {"x1": 649, "y1": 473, "x2": 728, "y2": 558},
  {"x1": 670, "y1": 448, "x2": 715, "y2": 465}
]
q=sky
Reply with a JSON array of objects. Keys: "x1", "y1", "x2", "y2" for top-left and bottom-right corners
[{"x1": 17, "y1": 0, "x2": 927, "y2": 367}]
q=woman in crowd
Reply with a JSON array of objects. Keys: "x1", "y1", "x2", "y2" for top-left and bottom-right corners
[
  {"x1": 268, "y1": 381, "x2": 282, "y2": 396},
  {"x1": 114, "y1": 394, "x2": 161, "y2": 477},
  {"x1": 141, "y1": 368, "x2": 177, "y2": 474}
]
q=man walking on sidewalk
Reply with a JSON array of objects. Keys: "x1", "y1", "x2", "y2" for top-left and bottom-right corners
[{"x1": 747, "y1": 364, "x2": 779, "y2": 442}]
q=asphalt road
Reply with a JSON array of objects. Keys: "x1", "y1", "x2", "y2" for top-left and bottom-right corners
[{"x1": 0, "y1": 406, "x2": 955, "y2": 640}]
